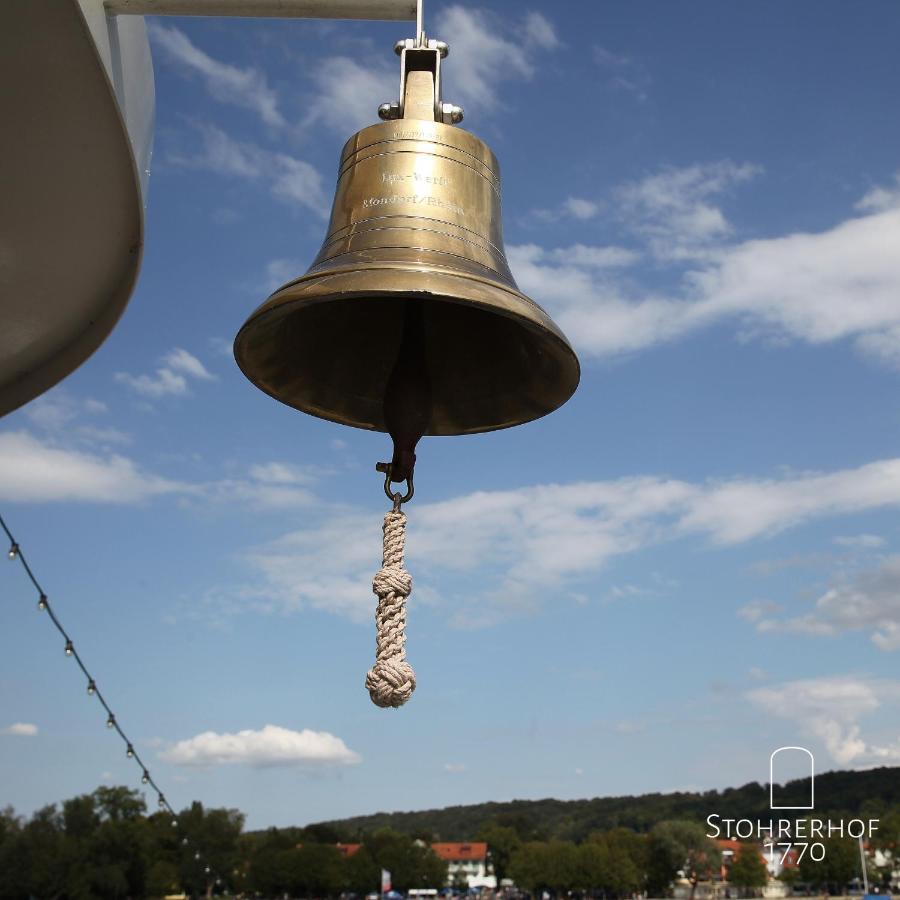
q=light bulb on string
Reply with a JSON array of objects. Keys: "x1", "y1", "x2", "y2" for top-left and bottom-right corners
[
  {"x1": 7, "y1": 543, "x2": 18, "y2": 560},
  {"x1": 157, "y1": 794, "x2": 166, "y2": 809},
  {"x1": 106, "y1": 713, "x2": 115, "y2": 729},
  {"x1": 194, "y1": 851, "x2": 201, "y2": 861},
  {"x1": 141, "y1": 770, "x2": 150, "y2": 785},
  {"x1": 126, "y1": 743, "x2": 134, "y2": 758},
  {"x1": 204, "y1": 866, "x2": 210, "y2": 875},
  {"x1": 171, "y1": 817, "x2": 178, "y2": 828},
  {"x1": 37, "y1": 594, "x2": 47, "y2": 611},
  {"x1": 64, "y1": 640, "x2": 73, "y2": 656},
  {"x1": 86, "y1": 679, "x2": 96, "y2": 695},
  {"x1": 182, "y1": 837, "x2": 189, "y2": 846}
]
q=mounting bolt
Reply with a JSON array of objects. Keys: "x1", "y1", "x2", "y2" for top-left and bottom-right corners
[
  {"x1": 434, "y1": 40, "x2": 449, "y2": 58},
  {"x1": 378, "y1": 101, "x2": 401, "y2": 121},
  {"x1": 440, "y1": 103, "x2": 464, "y2": 125}
]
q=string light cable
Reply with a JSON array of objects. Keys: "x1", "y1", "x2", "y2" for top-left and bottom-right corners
[{"x1": 1, "y1": 511, "x2": 225, "y2": 890}]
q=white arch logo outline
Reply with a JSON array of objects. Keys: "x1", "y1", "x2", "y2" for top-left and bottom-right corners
[{"x1": 769, "y1": 746, "x2": 815, "y2": 809}]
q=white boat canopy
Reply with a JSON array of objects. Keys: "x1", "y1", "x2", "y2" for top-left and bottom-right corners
[{"x1": 0, "y1": 0, "x2": 416, "y2": 417}]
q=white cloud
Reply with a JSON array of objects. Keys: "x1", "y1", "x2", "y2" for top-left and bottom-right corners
[
  {"x1": 563, "y1": 197, "x2": 599, "y2": 220},
  {"x1": 148, "y1": 23, "x2": 284, "y2": 127},
  {"x1": 2, "y1": 722, "x2": 38, "y2": 736},
  {"x1": 305, "y1": 56, "x2": 394, "y2": 134},
  {"x1": 270, "y1": 153, "x2": 328, "y2": 210},
  {"x1": 532, "y1": 199, "x2": 604, "y2": 224},
  {"x1": 0, "y1": 431, "x2": 184, "y2": 503},
  {"x1": 75, "y1": 426, "x2": 131, "y2": 447},
  {"x1": 747, "y1": 675, "x2": 900, "y2": 766},
  {"x1": 241, "y1": 508, "x2": 381, "y2": 622},
  {"x1": 612, "y1": 721, "x2": 643, "y2": 734},
  {"x1": 617, "y1": 161, "x2": 761, "y2": 260},
  {"x1": 170, "y1": 123, "x2": 327, "y2": 216},
  {"x1": 0, "y1": 431, "x2": 328, "y2": 509},
  {"x1": 737, "y1": 599, "x2": 783, "y2": 623},
  {"x1": 444, "y1": 762, "x2": 467, "y2": 773},
  {"x1": 23, "y1": 391, "x2": 129, "y2": 448},
  {"x1": 29, "y1": 394, "x2": 107, "y2": 424},
  {"x1": 517, "y1": 243, "x2": 639, "y2": 271},
  {"x1": 116, "y1": 348, "x2": 215, "y2": 399},
  {"x1": 834, "y1": 534, "x2": 886, "y2": 549},
  {"x1": 199, "y1": 461, "x2": 326, "y2": 511},
  {"x1": 747, "y1": 555, "x2": 900, "y2": 651},
  {"x1": 677, "y1": 459, "x2": 900, "y2": 544},
  {"x1": 513, "y1": 171, "x2": 900, "y2": 366},
  {"x1": 232, "y1": 456, "x2": 900, "y2": 627},
  {"x1": 160, "y1": 724, "x2": 360, "y2": 767},
  {"x1": 115, "y1": 368, "x2": 187, "y2": 398},
  {"x1": 593, "y1": 46, "x2": 650, "y2": 100},
  {"x1": 248, "y1": 462, "x2": 318, "y2": 486},
  {"x1": 509, "y1": 243, "x2": 701, "y2": 356},
  {"x1": 523, "y1": 12, "x2": 560, "y2": 50},
  {"x1": 262, "y1": 258, "x2": 303, "y2": 294},
  {"x1": 435, "y1": 6, "x2": 558, "y2": 113},
  {"x1": 166, "y1": 348, "x2": 215, "y2": 381},
  {"x1": 856, "y1": 173, "x2": 900, "y2": 213}
]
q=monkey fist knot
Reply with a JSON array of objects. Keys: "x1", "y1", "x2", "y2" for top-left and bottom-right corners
[
  {"x1": 368, "y1": 562, "x2": 415, "y2": 708},
  {"x1": 366, "y1": 658, "x2": 416, "y2": 708},
  {"x1": 373, "y1": 565, "x2": 412, "y2": 598}
]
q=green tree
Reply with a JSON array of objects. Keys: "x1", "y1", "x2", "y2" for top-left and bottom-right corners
[
  {"x1": 288, "y1": 843, "x2": 345, "y2": 896},
  {"x1": 729, "y1": 845, "x2": 768, "y2": 897},
  {"x1": 147, "y1": 858, "x2": 182, "y2": 898},
  {"x1": 798, "y1": 837, "x2": 857, "y2": 894},
  {"x1": 0, "y1": 806, "x2": 25, "y2": 900},
  {"x1": 9, "y1": 804, "x2": 68, "y2": 900},
  {"x1": 246, "y1": 829, "x2": 296, "y2": 897},
  {"x1": 509, "y1": 840, "x2": 581, "y2": 894},
  {"x1": 344, "y1": 845, "x2": 381, "y2": 895},
  {"x1": 583, "y1": 830, "x2": 646, "y2": 895},
  {"x1": 477, "y1": 822, "x2": 521, "y2": 889},
  {"x1": 509, "y1": 841, "x2": 548, "y2": 893},
  {"x1": 363, "y1": 829, "x2": 447, "y2": 891},
  {"x1": 577, "y1": 839, "x2": 612, "y2": 891},
  {"x1": 649, "y1": 820, "x2": 722, "y2": 900},
  {"x1": 870, "y1": 804, "x2": 900, "y2": 887},
  {"x1": 177, "y1": 800, "x2": 245, "y2": 897}
]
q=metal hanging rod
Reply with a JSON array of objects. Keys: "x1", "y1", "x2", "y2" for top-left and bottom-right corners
[{"x1": 104, "y1": 0, "x2": 418, "y2": 19}]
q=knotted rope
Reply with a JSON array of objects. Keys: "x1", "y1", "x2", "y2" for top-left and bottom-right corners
[{"x1": 366, "y1": 508, "x2": 416, "y2": 708}]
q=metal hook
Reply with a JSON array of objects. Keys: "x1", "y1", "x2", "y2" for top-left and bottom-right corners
[{"x1": 377, "y1": 462, "x2": 414, "y2": 507}]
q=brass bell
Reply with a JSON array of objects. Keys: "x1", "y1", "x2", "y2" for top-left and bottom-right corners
[{"x1": 235, "y1": 35, "x2": 580, "y2": 481}]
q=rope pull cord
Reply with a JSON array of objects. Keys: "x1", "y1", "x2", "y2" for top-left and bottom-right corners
[
  {"x1": 366, "y1": 495, "x2": 416, "y2": 708},
  {"x1": 368, "y1": 300, "x2": 427, "y2": 707}
]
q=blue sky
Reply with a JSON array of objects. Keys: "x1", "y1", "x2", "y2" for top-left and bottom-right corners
[{"x1": 3, "y1": 0, "x2": 900, "y2": 829}]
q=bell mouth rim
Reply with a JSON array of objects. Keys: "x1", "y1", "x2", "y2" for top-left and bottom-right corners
[{"x1": 234, "y1": 265, "x2": 581, "y2": 437}]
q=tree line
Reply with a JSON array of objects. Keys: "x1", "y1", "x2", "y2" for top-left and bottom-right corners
[
  {"x1": 0, "y1": 786, "x2": 446, "y2": 899},
  {"x1": 315, "y1": 766, "x2": 900, "y2": 843},
  {"x1": 2, "y1": 785, "x2": 897, "y2": 899}
]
